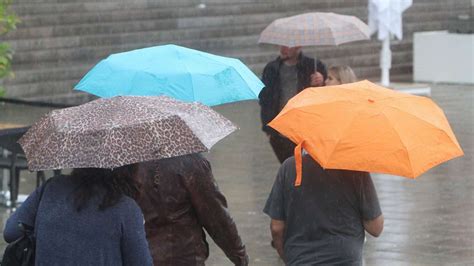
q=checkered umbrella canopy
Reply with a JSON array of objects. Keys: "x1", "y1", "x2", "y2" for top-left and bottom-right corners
[{"x1": 258, "y1": 12, "x2": 370, "y2": 47}]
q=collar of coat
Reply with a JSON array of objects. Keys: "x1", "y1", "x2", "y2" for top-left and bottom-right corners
[{"x1": 274, "y1": 51, "x2": 311, "y2": 69}]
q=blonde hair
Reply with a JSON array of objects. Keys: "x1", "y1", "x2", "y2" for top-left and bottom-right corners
[{"x1": 328, "y1": 65, "x2": 357, "y2": 84}]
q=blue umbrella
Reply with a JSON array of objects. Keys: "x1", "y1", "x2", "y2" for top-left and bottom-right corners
[{"x1": 74, "y1": 44, "x2": 264, "y2": 106}]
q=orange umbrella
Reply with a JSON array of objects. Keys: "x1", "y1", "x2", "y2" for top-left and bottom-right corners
[{"x1": 268, "y1": 80, "x2": 464, "y2": 186}]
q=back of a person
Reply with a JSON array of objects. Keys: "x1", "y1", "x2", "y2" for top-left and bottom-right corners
[
  {"x1": 35, "y1": 176, "x2": 139, "y2": 265},
  {"x1": 137, "y1": 154, "x2": 249, "y2": 266},
  {"x1": 278, "y1": 155, "x2": 372, "y2": 265},
  {"x1": 137, "y1": 156, "x2": 209, "y2": 265}
]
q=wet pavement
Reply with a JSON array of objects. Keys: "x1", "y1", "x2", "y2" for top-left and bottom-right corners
[{"x1": 0, "y1": 83, "x2": 473, "y2": 265}]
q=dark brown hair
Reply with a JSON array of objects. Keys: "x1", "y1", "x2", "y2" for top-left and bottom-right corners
[{"x1": 71, "y1": 164, "x2": 140, "y2": 211}]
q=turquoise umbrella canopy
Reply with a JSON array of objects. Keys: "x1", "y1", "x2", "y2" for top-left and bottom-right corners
[{"x1": 74, "y1": 44, "x2": 264, "y2": 106}]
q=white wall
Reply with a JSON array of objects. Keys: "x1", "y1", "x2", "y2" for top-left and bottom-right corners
[{"x1": 414, "y1": 31, "x2": 474, "y2": 84}]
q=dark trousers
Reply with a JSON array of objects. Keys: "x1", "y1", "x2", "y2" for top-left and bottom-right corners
[{"x1": 269, "y1": 134, "x2": 296, "y2": 164}]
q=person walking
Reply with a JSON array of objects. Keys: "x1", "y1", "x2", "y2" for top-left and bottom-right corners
[
  {"x1": 135, "y1": 153, "x2": 249, "y2": 266},
  {"x1": 325, "y1": 65, "x2": 358, "y2": 86},
  {"x1": 4, "y1": 165, "x2": 152, "y2": 266},
  {"x1": 258, "y1": 46, "x2": 327, "y2": 163},
  {"x1": 263, "y1": 154, "x2": 384, "y2": 265}
]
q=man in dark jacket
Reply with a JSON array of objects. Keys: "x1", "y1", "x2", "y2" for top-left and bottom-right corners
[
  {"x1": 135, "y1": 153, "x2": 248, "y2": 266},
  {"x1": 258, "y1": 46, "x2": 327, "y2": 163}
]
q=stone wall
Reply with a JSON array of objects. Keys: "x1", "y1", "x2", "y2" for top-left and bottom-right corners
[{"x1": 3, "y1": 0, "x2": 471, "y2": 104}]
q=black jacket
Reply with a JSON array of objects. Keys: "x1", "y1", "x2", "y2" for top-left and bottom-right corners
[{"x1": 258, "y1": 53, "x2": 327, "y2": 134}]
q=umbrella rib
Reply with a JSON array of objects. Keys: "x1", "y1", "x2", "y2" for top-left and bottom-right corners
[
  {"x1": 224, "y1": 61, "x2": 260, "y2": 97},
  {"x1": 383, "y1": 103, "x2": 459, "y2": 145},
  {"x1": 378, "y1": 112, "x2": 415, "y2": 177},
  {"x1": 381, "y1": 106, "x2": 463, "y2": 177},
  {"x1": 324, "y1": 108, "x2": 360, "y2": 167},
  {"x1": 381, "y1": 100, "x2": 433, "y2": 123},
  {"x1": 325, "y1": 108, "x2": 415, "y2": 177},
  {"x1": 276, "y1": 101, "x2": 365, "y2": 166},
  {"x1": 268, "y1": 105, "x2": 308, "y2": 144},
  {"x1": 173, "y1": 47, "x2": 196, "y2": 101}
]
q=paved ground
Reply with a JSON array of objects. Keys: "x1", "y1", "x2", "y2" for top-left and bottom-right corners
[
  {"x1": 205, "y1": 83, "x2": 474, "y2": 265},
  {"x1": 0, "y1": 83, "x2": 473, "y2": 265}
]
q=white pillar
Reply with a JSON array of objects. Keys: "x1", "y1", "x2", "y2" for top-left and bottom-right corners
[
  {"x1": 1, "y1": 149, "x2": 11, "y2": 207},
  {"x1": 380, "y1": 36, "x2": 392, "y2": 87}
]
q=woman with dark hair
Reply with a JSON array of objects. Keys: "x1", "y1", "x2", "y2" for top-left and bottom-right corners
[
  {"x1": 136, "y1": 153, "x2": 249, "y2": 266},
  {"x1": 3, "y1": 165, "x2": 152, "y2": 265}
]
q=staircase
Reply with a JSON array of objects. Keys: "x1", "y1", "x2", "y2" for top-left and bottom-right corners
[{"x1": 2, "y1": 0, "x2": 471, "y2": 104}]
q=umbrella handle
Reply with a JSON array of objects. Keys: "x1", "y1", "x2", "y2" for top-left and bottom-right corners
[{"x1": 294, "y1": 141, "x2": 304, "y2": 186}]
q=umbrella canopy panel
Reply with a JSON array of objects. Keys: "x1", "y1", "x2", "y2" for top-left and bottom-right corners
[
  {"x1": 269, "y1": 80, "x2": 463, "y2": 179},
  {"x1": 75, "y1": 44, "x2": 264, "y2": 106},
  {"x1": 258, "y1": 12, "x2": 370, "y2": 47},
  {"x1": 19, "y1": 96, "x2": 237, "y2": 171}
]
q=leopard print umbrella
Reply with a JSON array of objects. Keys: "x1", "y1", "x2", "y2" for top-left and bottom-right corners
[{"x1": 18, "y1": 96, "x2": 237, "y2": 171}]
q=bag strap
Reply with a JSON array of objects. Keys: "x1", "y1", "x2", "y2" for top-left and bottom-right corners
[
  {"x1": 22, "y1": 177, "x2": 53, "y2": 233},
  {"x1": 36, "y1": 177, "x2": 52, "y2": 203}
]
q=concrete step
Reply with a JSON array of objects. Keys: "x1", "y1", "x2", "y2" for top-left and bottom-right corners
[
  {"x1": 11, "y1": 2, "x2": 464, "y2": 39},
  {"x1": 4, "y1": 4, "x2": 366, "y2": 52},
  {"x1": 389, "y1": 74, "x2": 413, "y2": 83},
  {"x1": 9, "y1": 11, "x2": 295, "y2": 41},
  {"x1": 5, "y1": 41, "x2": 412, "y2": 87},
  {"x1": 12, "y1": 1, "x2": 201, "y2": 16},
  {"x1": 404, "y1": 20, "x2": 449, "y2": 35},
  {"x1": 8, "y1": 21, "x2": 267, "y2": 51},
  {"x1": 5, "y1": 34, "x2": 413, "y2": 81},
  {"x1": 13, "y1": 1, "x2": 409, "y2": 41},
  {"x1": 14, "y1": 0, "x2": 200, "y2": 4},
  {"x1": 359, "y1": 64, "x2": 413, "y2": 82},
  {"x1": 21, "y1": 71, "x2": 414, "y2": 107},
  {"x1": 404, "y1": 10, "x2": 466, "y2": 24},
  {"x1": 9, "y1": 24, "x2": 268, "y2": 64},
  {"x1": 229, "y1": 41, "x2": 413, "y2": 76},
  {"x1": 5, "y1": 78, "x2": 82, "y2": 98},
  {"x1": 4, "y1": 0, "x2": 468, "y2": 101},
  {"x1": 11, "y1": 0, "x2": 464, "y2": 24},
  {"x1": 7, "y1": 63, "x2": 91, "y2": 87},
  {"x1": 4, "y1": 61, "x2": 412, "y2": 99},
  {"x1": 227, "y1": 42, "x2": 412, "y2": 66},
  {"x1": 6, "y1": 5, "x2": 462, "y2": 51},
  {"x1": 247, "y1": 61, "x2": 412, "y2": 83},
  {"x1": 10, "y1": 34, "x2": 412, "y2": 68},
  {"x1": 21, "y1": 90, "x2": 96, "y2": 106},
  {"x1": 12, "y1": 0, "x2": 369, "y2": 17},
  {"x1": 7, "y1": 10, "x2": 289, "y2": 40},
  {"x1": 7, "y1": 8, "x2": 441, "y2": 64},
  {"x1": 13, "y1": 0, "x2": 273, "y2": 8},
  {"x1": 15, "y1": 2, "x2": 342, "y2": 27},
  {"x1": 10, "y1": 34, "x2": 264, "y2": 69}
]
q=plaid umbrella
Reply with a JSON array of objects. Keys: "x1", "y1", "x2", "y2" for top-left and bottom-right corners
[
  {"x1": 18, "y1": 96, "x2": 236, "y2": 171},
  {"x1": 258, "y1": 12, "x2": 370, "y2": 47}
]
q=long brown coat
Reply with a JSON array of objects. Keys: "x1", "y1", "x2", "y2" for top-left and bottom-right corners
[{"x1": 135, "y1": 154, "x2": 248, "y2": 266}]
